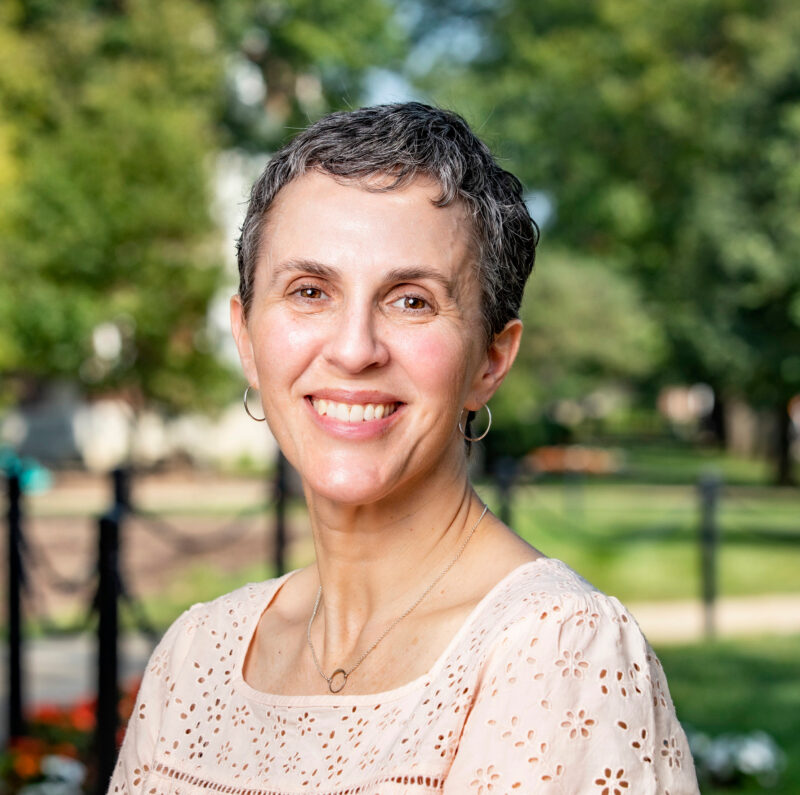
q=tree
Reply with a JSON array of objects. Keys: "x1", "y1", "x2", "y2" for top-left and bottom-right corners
[
  {"x1": 0, "y1": 0, "x2": 233, "y2": 413},
  {"x1": 212, "y1": 0, "x2": 405, "y2": 152},
  {"x1": 0, "y1": 0, "x2": 406, "y2": 419},
  {"x1": 417, "y1": 0, "x2": 800, "y2": 481},
  {"x1": 489, "y1": 249, "x2": 664, "y2": 458}
]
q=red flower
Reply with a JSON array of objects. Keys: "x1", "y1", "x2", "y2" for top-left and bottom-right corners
[
  {"x1": 12, "y1": 748, "x2": 42, "y2": 780},
  {"x1": 69, "y1": 702, "x2": 96, "y2": 732},
  {"x1": 53, "y1": 742, "x2": 80, "y2": 759},
  {"x1": 9, "y1": 736, "x2": 46, "y2": 754},
  {"x1": 31, "y1": 704, "x2": 65, "y2": 726}
]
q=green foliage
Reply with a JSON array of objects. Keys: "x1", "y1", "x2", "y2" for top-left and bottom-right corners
[
  {"x1": 0, "y1": 0, "x2": 406, "y2": 415},
  {"x1": 0, "y1": 0, "x2": 234, "y2": 412},
  {"x1": 495, "y1": 249, "x2": 664, "y2": 414},
  {"x1": 214, "y1": 0, "x2": 404, "y2": 151},
  {"x1": 419, "y1": 0, "x2": 800, "y2": 477}
]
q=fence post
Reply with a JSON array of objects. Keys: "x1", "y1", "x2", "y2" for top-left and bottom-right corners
[
  {"x1": 494, "y1": 457, "x2": 517, "y2": 527},
  {"x1": 94, "y1": 508, "x2": 120, "y2": 794},
  {"x1": 7, "y1": 471, "x2": 26, "y2": 739},
  {"x1": 93, "y1": 467, "x2": 130, "y2": 795},
  {"x1": 273, "y1": 451, "x2": 288, "y2": 577},
  {"x1": 112, "y1": 466, "x2": 131, "y2": 511},
  {"x1": 698, "y1": 472, "x2": 721, "y2": 639}
]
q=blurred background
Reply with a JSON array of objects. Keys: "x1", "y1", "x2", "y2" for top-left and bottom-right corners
[{"x1": 1, "y1": 0, "x2": 799, "y2": 792}]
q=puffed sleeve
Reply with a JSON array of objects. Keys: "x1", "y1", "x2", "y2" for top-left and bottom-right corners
[
  {"x1": 443, "y1": 591, "x2": 699, "y2": 794},
  {"x1": 106, "y1": 607, "x2": 198, "y2": 794}
]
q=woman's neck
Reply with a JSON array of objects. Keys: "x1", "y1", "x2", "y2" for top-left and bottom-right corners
[{"x1": 303, "y1": 458, "x2": 484, "y2": 650}]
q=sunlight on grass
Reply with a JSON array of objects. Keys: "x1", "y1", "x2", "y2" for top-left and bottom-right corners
[
  {"x1": 476, "y1": 481, "x2": 800, "y2": 602},
  {"x1": 658, "y1": 635, "x2": 800, "y2": 794}
]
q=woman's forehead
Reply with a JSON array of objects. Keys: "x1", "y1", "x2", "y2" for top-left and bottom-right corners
[{"x1": 258, "y1": 171, "x2": 476, "y2": 280}]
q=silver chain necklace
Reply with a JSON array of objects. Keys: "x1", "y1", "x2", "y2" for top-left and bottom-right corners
[{"x1": 306, "y1": 504, "x2": 489, "y2": 694}]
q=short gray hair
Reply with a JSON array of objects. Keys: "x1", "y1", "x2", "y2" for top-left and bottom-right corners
[{"x1": 236, "y1": 102, "x2": 538, "y2": 341}]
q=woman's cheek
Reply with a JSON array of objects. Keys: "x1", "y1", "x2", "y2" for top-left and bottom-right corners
[
  {"x1": 402, "y1": 329, "x2": 470, "y2": 397},
  {"x1": 258, "y1": 312, "x2": 321, "y2": 372}
]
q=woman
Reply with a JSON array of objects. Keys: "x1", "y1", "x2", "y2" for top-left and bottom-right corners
[{"x1": 109, "y1": 103, "x2": 698, "y2": 793}]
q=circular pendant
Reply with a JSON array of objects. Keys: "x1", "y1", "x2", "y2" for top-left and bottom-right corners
[{"x1": 328, "y1": 669, "x2": 348, "y2": 693}]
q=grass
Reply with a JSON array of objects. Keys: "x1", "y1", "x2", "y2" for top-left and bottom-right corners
[
  {"x1": 617, "y1": 440, "x2": 779, "y2": 486},
  {"x1": 657, "y1": 635, "x2": 800, "y2": 794},
  {"x1": 12, "y1": 440, "x2": 800, "y2": 795},
  {"x1": 476, "y1": 479, "x2": 800, "y2": 603},
  {"x1": 20, "y1": 442, "x2": 799, "y2": 634}
]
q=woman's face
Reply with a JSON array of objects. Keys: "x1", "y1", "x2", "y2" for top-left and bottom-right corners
[{"x1": 231, "y1": 171, "x2": 520, "y2": 505}]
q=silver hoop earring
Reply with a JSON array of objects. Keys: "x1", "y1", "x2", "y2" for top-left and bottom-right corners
[
  {"x1": 459, "y1": 405, "x2": 492, "y2": 442},
  {"x1": 243, "y1": 385, "x2": 266, "y2": 422}
]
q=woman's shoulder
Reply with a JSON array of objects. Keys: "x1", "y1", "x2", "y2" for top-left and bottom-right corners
[
  {"x1": 444, "y1": 566, "x2": 698, "y2": 792},
  {"x1": 482, "y1": 557, "x2": 633, "y2": 627},
  {"x1": 189, "y1": 573, "x2": 291, "y2": 619},
  {"x1": 469, "y1": 557, "x2": 658, "y2": 672},
  {"x1": 461, "y1": 557, "x2": 676, "y2": 713}
]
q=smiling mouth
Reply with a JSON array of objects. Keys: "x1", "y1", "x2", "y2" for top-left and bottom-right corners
[{"x1": 309, "y1": 397, "x2": 401, "y2": 424}]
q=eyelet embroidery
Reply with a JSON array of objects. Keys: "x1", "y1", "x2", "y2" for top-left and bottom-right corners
[
  {"x1": 109, "y1": 563, "x2": 697, "y2": 794},
  {"x1": 595, "y1": 766, "x2": 630, "y2": 794}
]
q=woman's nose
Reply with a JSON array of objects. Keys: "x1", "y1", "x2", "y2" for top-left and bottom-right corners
[{"x1": 323, "y1": 303, "x2": 389, "y2": 373}]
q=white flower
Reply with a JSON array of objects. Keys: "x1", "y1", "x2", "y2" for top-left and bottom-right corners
[
  {"x1": 685, "y1": 726, "x2": 785, "y2": 788},
  {"x1": 736, "y1": 731, "x2": 783, "y2": 775},
  {"x1": 705, "y1": 736, "x2": 737, "y2": 779},
  {"x1": 40, "y1": 755, "x2": 86, "y2": 785}
]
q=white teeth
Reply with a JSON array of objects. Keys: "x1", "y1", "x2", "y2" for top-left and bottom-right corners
[{"x1": 311, "y1": 399, "x2": 396, "y2": 422}]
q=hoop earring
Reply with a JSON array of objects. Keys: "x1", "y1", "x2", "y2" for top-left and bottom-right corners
[
  {"x1": 459, "y1": 405, "x2": 492, "y2": 442},
  {"x1": 243, "y1": 385, "x2": 266, "y2": 422}
]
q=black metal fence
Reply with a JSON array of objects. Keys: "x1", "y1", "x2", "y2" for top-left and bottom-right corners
[
  {"x1": 4, "y1": 458, "x2": 288, "y2": 794},
  {"x1": 4, "y1": 457, "x2": 799, "y2": 792}
]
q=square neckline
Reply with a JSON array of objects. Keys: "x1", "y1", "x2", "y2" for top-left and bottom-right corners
[{"x1": 232, "y1": 556, "x2": 563, "y2": 707}]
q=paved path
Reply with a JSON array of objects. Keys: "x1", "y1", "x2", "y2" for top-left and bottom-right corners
[
  {"x1": 3, "y1": 594, "x2": 800, "y2": 745},
  {"x1": 1, "y1": 634, "x2": 153, "y2": 745},
  {"x1": 628, "y1": 592, "x2": 800, "y2": 643}
]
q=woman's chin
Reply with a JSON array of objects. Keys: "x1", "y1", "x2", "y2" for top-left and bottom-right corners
[{"x1": 301, "y1": 463, "x2": 400, "y2": 507}]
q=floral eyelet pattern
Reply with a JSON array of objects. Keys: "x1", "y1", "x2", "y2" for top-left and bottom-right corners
[{"x1": 109, "y1": 559, "x2": 698, "y2": 794}]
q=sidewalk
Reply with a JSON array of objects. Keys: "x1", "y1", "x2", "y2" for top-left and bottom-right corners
[
  {"x1": 1, "y1": 634, "x2": 153, "y2": 745},
  {"x1": 3, "y1": 594, "x2": 800, "y2": 745},
  {"x1": 628, "y1": 591, "x2": 800, "y2": 643}
]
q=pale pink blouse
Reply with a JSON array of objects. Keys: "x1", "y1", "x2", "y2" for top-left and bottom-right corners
[{"x1": 109, "y1": 558, "x2": 699, "y2": 794}]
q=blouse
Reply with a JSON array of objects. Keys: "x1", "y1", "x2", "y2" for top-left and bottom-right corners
[{"x1": 108, "y1": 557, "x2": 699, "y2": 794}]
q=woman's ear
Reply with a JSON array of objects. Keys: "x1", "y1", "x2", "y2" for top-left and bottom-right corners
[
  {"x1": 230, "y1": 294, "x2": 259, "y2": 389},
  {"x1": 465, "y1": 318, "x2": 523, "y2": 410}
]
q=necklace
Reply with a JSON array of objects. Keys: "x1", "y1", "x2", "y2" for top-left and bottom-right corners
[{"x1": 306, "y1": 504, "x2": 489, "y2": 694}]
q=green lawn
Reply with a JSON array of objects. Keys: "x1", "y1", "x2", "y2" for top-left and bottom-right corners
[
  {"x1": 658, "y1": 635, "x2": 800, "y2": 794},
  {"x1": 129, "y1": 473, "x2": 800, "y2": 625},
  {"x1": 476, "y1": 480, "x2": 800, "y2": 603},
  {"x1": 50, "y1": 474, "x2": 800, "y2": 633},
  {"x1": 617, "y1": 441, "x2": 779, "y2": 486}
]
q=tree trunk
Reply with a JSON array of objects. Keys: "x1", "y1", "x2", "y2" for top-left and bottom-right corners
[
  {"x1": 708, "y1": 393, "x2": 727, "y2": 448},
  {"x1": 775, "y1": 401, "x2": 794, "y2": 486}
]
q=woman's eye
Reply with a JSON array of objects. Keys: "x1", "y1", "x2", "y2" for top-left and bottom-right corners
[
  {"x1": 392, "y1": 295, "x2": 430, "y2": 311},
  {"x1": 294, "y1": 286, "x2": 326, "y2": 300}
]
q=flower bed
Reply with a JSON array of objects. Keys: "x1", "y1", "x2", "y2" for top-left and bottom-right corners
[{"x1": 1, "y1": 679, "x2": 140, "y2": 794}]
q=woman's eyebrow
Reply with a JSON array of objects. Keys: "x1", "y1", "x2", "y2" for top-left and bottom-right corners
[
  {"x1": 268, "y1": 258, "x2": 337, "y2": 286},
  {"x1": 384, "y1": 266, "x2": 458, "y2": 299}
]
